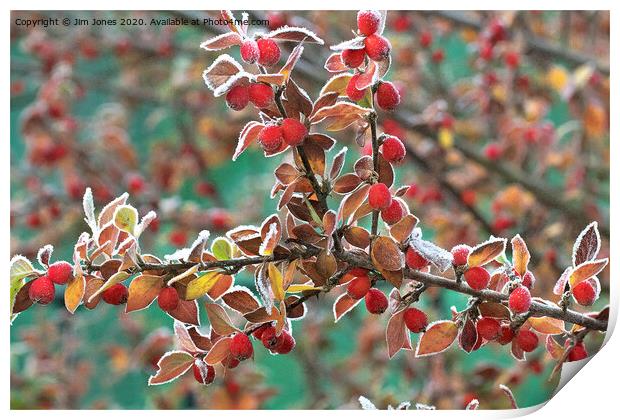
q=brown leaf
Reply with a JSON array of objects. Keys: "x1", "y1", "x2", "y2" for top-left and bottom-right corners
[
  {"x1": 333, "y1": 293, "x2": 361, "y2": 322},
  {"x1": 202, "y1": 54, "x2": 244, "y2": 93},
  {"x1": 233, "y1": 121, "x2": 264, "y2": 161},
  {"x1": 416, "y1": 320, "x2": 458, "y2": 357},
  {"x1": 322, "y1": 210, "x2": 337, "y2": 236},
  {"x1": 344, "y1": 226, "x2": 371, "y2": 249},
  {"x1": 468, "y1": 238, "x2": 507, "y2": 267},
  {"x1": 572, "y1": 222, "x2": 601, "y2": 266},
  {"x1": 316, "y1": 250, "x2": 337, "y2": 279},
  {"x1": 478, "y1": 302, "x2": 511, "y2": 319},
  {"x1": 204, "y1": 303, "x2": 239, "y2": 336},
  {"x1": 338, "y1": 183, "x2": 370, "y2": 223},
  {"x1": 528, "y1": 317, "x2": 565, "y2": 335},
  {"x1": 275, "y1": 163, "x2": 300, "y2": 185},
  {"x1": 306, "y1": 133, "x2": 336, "y2": 150},
  {"x1": 311, "y1": 92, "x2": 339, "y2": 118},
  {"x1": 511, "y1": 235, "x2": 530, "y2": 276},
  {"x1": 126, "y1": 275, "x2": 164, "y2": 313},
  {"x1": 333, "y1": 173, "x2": 362, "y2": 194},
  {"x1": 264, "y1": 26, "x2": 324, "y2": 44},
  {"x1": 386, "y1": 310, "x2": 408, "y2": 359},
  {"x1": 390, "y1": 215, "x2": 418, "y2": 244},
  {"x1": 148, "y1": 351, "x2": 195, "y2": 385},
  {"x1": 354, "y1": 156, "x2": 373, "y2": 180},
  {"x1": 459, "y1": 318, "x2": 478, "y2": 353},
  {"x1": 167, "y1": 299, "x2": 200, "y2": 325},
  {"x1": 371, "y1": 236, "x2": 404, "y2": 272},
  {"x1": 222, "y1": 287, "x2": 260, "y2": 314},
  {"x1": 546, "y1": 336, "x2": 564, "y2": 360},
  {"x1": 324, "y1": 52, "x2": 348, "y2": 73},
  {"x1": 199, "y1": 32, "x2": 242, "y2": 51},
  {"x1": 283, "y1": 78, "x2": 313, "y2": 117},
  {"x1": 204, "y1": 337, "x2": 232, "y2": 365},
  {"x1": 12, "y1": 280, "x2": 33, "y2": 315},
  {"x1": 83, "y1": 276, "x2": 104, "y2": 310}
]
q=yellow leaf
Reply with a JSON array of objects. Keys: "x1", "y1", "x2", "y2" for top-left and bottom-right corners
[
  {"x1": 65, "y1": 272, "x2": 85, "y2": 314},
  {"x1": 185, "y1": 272, "x2": 222, "y2": 300},
  {"x1": 268, "y1": 263, "x2": 285, "y2": 302},
  {"x1": 286, "y1": 284, "x2": 322, "y2": 293},
  {"x1": 113, "y1": 205, "x2": 138, "y2": 235}
]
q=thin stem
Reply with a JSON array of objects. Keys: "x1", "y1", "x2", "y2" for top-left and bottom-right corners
[{"x1": 369, "y1": 112, "x2": 380, "y2": 240}]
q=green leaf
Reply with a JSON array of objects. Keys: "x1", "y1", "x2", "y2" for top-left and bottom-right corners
[
  {"x1": 113, "y1": 205, "x2": 138, "y2": 235},
  {"x1": 211, "y1": 237, "x2": 233, "y2": 260}
]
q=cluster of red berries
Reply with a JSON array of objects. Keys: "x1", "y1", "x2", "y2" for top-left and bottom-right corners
[
  {"x1": 239, "y1": 38, "x2": 280, "y2": 67},
  {"x1": 344, "y1": 268, "x2": 388, "y2": 314},
  {"x1": 345, "y1": 73, "x2": 401, "y2": 112},
  {"x1": 258, "y1": 118, "x2": 308, "y2": 152},
  {"x1": 251, "y1": 325, "x2": 296, "y2": 354},
  {"x1": 28, "y1": 260, "x2": 74, "y2": 305},
  {"x1": 367, "y1": 182, "x2": 407, "y2": 225},
  {"x1": 470, "y1": 317, "x2": 540, "y2": 354},
  {"x1": 226, "y1": 82, "x2": 274, "y2": 111},
  {"x1": 341, "y1": 10, "x2": 392, "y2": 69}
]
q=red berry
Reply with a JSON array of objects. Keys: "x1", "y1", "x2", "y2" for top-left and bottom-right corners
[
  {"x1": 504, "y1": 50, "x2": 520, "y2": 68},
  {"x1": 274, "y1": 330, "x2": 296, "y2": 354},
  {"x1": 431, "y1": 49, "x2": 445, "y2": 63},
  {"x1": 450, "y1": 244, "x2": 471, "y2": 267},
  {"x1": 256, "y1": 38, "x2": 280, "y2": 67},
  {"x1": 195, "y1": 181, "x2": 216, "y2": 197},
  {"x1": 509, "y1": 286, "x2": 532, "y2": 313},
  {"x1": 487, "y1": 18, "x2": 507, "y2": 44},
  {"x1": 208, "y1": 208, "x2": 232, "y2": 231},
  {"x1": 47, "y1": 261, "x2": 73, "y2": 285},
  {"x1": 342, "y1": 48, "x2": 366, "y2": 68},
  {"x1": 347, "y1": 275, "x2": 372, "y2": 300},
  {"x1": 357, "y1": 10, "x2": 382, "y2": 36},
  {"x1": 248, "y1": 83, "x2": 274, "y2": 109},
  {"x1": 380, "y1": 199, "x2": 404, "y2": 225},
  {"x1": 403, "y1": 307, "x2": 428, "y2": 333},
  {"x1": 281, "y1": 118, "x2": 308, "y2": 146},
  {"x1": 365, "y1": 288, "x2": 388, "y2": 314},
  {"x1": 464, "y1": 267, "x2": 490, "y2": 290},
  {"x1": 479, "y1": 42, "x2": 494, "y2": 61},
  {"x1": 266, "y1": 11, "x2": 287, "y2": 30},
  {"x1": 251, "y1": 323, "x2": 271, "y2": 339},
  {"x1": 476, "y1": 317, "x2": 501, "y2": 340},
  {"x1": 258, "y1": 125, "x2": 284, "y2": 153},
  {"x1": 567, "y1": 341, "x2": 588, "y2": 362},
  {"x1": 346, "y1": 74, "x2": 366, "y2": 102},
  {"x1": 497, "y1": 325, "x2": 514, "y2": 345},
  {"x1": 375, "y1": 81, "x2": 401, "y2": 111},
  {"x1": 493, "y1": 216, "x2": 515, "y2": 232},
  {"x1": 26, "y1": 212, "x2": 42, "y2": 228},
  {"x1": 230, "y1": 332, "x2": 253, "y2": 360},
  {"x1": 484, "y1": 143, "x2": 502, "y2": 160},
  {"x1": 157, "y1": 286, "x2": 179, "y2": 312},
  {"x1": 522, "y1": 271, "x2": 536, "y2": 289},
  {"x1": 406, "y1": 247, "x2": 429, "y2": 270},
  {"x1": 169, "y1": 230, "x2": 188, "y2": 247},
  {"x1": 240, "y1": 39, "x2": 260, "y2": 64},
  {"x1": 516, "y1": 329, "x2": 539, "y2": 352},
  {"x1": 381, "y1": 135, "x2": 406, "y2": 163},
  {"x1": 364, "y1": 34, "x2": 391, "y2": 61},
  {"x1": 225, "y1": 84, "x2": 249, "y2": 111},
  {"x1": 102, "y1": 283, "x2": 128, "y2": 305},
  {"x1": 193, "y1": 360, "x2": 215, "y2": 385},
  {"x1": 348, "y1": 267, "x2": 369, "y2": 277},
  {"x1": 127, "y1": 173, "x2": 146, "y2": 195},
  {"x1": 572, "y1": 281, "x2": 596, "y2": 306},
  {"x1": 261, "y1": 326, "x2": 279, "y2": 350},
  {"x1": 368, "y1": 183, "x2": 392, "y2": 210},
  {"x1": 420, "y1": 30, "x2": 433, "y2": 48},
  {"x1": 29, "y1": 276, "x2": 55, "y2": 305}
]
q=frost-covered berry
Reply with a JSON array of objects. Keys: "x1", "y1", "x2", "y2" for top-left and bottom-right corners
[
  {"x1": 346, "y1": 74, "x2": 366, "y2": 102},
  {"x1": 47, "y1": 261, "x2": 73, "y2": 285},
  {"x1": 281, "y1": 118, "x2": 308, "y2": 146},
  {"x1": 230, "y1": 332, "x2": 254, "y2": 360},
  {"x1": 223, "y1": 354, "x2": 240, "y2": 369},
  {"x1": 406, "y1": 247, "x2": 429, "y2": 270},
  {"x1": 450, "y1": 244, "x2": 471, "y2": 267},
  {"x1": 225, "y1": 84, "x2": 249, "y2": 111},
  {"x1": 572, "y1": 280, "x2": 596, "y2": 306},
  {"x1": 365, "y1": 288, "x2": 388, "y2": 314},
  {"x1": 193, "y1": 360, "x2": 215, "y2": 385},
  {"x1": 516, "y1": 329, "x2": 539, "y2": 352},
  {"x1": 364, "y1": 34, "x2": 391, "y2": 61},
  {"x1": 508, "y1": 286, "x2": 532, "y2": 313},
  {"x1": 274, "y1": 330, "x2": 296, "y2": 354},
  {"x1": 102, "y1": 283, "x2": 128, "y2": 305},
  {"x1": 368, "y1": 183, "x2": 392, "y2": 210},
  {"x1": 248, "y1": 83, "x2": 274, "y2": 109},
  {"x1": 240, "y1": 39, "x2": 260, "y2": 64},
  {"x1": 403, "y1": 307, "x2": 428, "y2": 333},
  {"x1": 29, "y1": 276, "x2": 55, "y2": 305},
  {"x1": 251, "y1": 323, "x2": 271, "y2": 339},
  {"x1": 258, "y1": 125, "x2": 284, "y2": 153},
  {"x1": 376, "y1": 81, "x2": 401, "y2": 111},
  {"x1": 380, "y1": 199, "x2": 404, "y2": 225},
  {"x1": 257, "y1": 38, "x2": 280, "y2": 67},
  {"x1": 261, "y1": 326, "x2": 279, "y2": 350},
  {"x1": 464, "y1": 267, "x2": 490, "y2": 290},
  {"x1": 381, "y1": 135, "x2": 406, "y2": 163},
  {"x1": 157, "y1": 286, "x2": 179, "y2": 312},
  {"x1": 476, "y1": 317, "x2": 501, "y2": 340},
  {"x1": 347, "y1": 275, "x2": 372, "y2": 299},
  {"x1": 342, "y1": 48, "x2": 366, "y2": 68},
  {"x1": 357, "y1": 10, "x2": 382, "y2": 36}
]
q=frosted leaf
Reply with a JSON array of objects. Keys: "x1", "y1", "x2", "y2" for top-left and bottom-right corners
[
  {"x1": 358, "y1": 396, "x2": 377, "y2": 410},
  {"x1": 409, "y1": 230, "x2": 452, "y2": 272},
  {"x1": 135, "y1": 210, "x2": 157, "y2": 237},
  {"x1": 415, "y1": 403, "x2": 436, "y2": 410},
  {"x1": 82, "y1": 187, "x2": 97, "y2": 235},
  {"x1": 164, "y1": 248, "x2": 191, "y2": 262},
  {"x1": 264, "y1": 25, "x2": 324, "y2": 44},
  {"x1": 201, "y1": 54, "x2": 244, "y2": 93},
  {"x1": 255, "y1": 264, "x2": 273, "y2": 315},
  {"x1": 330, "y1": 36, "x2": 366, "y2": 51},
  {"x1": 213, "y1": 71, "x2": 251, "y2": 97},
  {"x1": 36, "y1": 244, "x2": 54, "y2": 268}
]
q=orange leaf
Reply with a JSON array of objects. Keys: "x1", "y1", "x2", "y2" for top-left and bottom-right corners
[
  {"x1": 510, "y1": 234, "x2": 530, "y2": 276},
  {"x1": 126, "y1": 275, "x2": 164, "y2": 313},
  {"x1": 204, "y1": 337, "x2": 232, "y2": 365},
  {"x1": 468, "y1": 238, "x2": 507, "y2": 267},
  {"x1": 371, "y1": 236, "x2": 404, "y2": 272},
  {"x1": 204, "y1": 302, "x2": 239, "y2": 336},
  {"x1": 415, "y1": 320, "x2": 458, "y2": 357},
  {"x1": 148, "y1": 351, "x2": 195, "y2": 385},
  {"x1": 528, "y1": 316, "x2": 565, "y2": 335},
  {"x1": 333, "y1": 293, "x2": 361, "y2": 322},
  {"x1": 64, "y1": 272, "x2": 85, "y2": 314}
]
